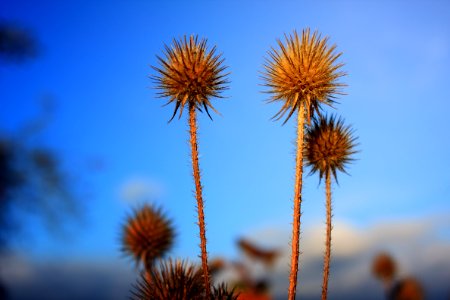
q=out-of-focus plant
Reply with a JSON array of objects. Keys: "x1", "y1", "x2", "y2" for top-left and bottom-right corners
[
  {"x1": 121, "y1": 204, "x2": 174, "y2": 271},
  {"x1": 262, "y1": 28, "x2": 346, "y2": 300},
  {"x1": 213, "y1": 238, "x2": 279, "y2": 299},
  {"x1": 0, "y1": 22, "x2": 38, "y2": 63},
  {"x1": 1, "y1": 20, "x2": 81, "y2": 248},
  {"x1": 372, "y1": 252, "x2": 425, "y2": 300},
  {"x1": 237, "y1": 238, "x2": 280, "y2": 268},
  {"x1": 304, "y1": 114, "x2": 357, "y2": 299},
  {"x1": 151, "y1": 34, "x2": 229, "y2": 297},
  {"x1": 211, "y1": 283, "x2": 239, "y2": 300},
  {"x1": 131, "y1": 259, "x2": 204, "y2": 300},
  {"x1": 390, "y1": 277, "x2": 424, "y2": 300},
  {"x1": 372, "y1": 252, "x2": 397, "y2": 290},
  {"x1": 0, "y1": 101, "x2": 82, "y2": 249},
  {"x1": 131, "y1": 259, "x2": 239, "y2": 300}
]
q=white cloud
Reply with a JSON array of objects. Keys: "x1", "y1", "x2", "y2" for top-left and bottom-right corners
[
  {"x1": 118, "y1": 176, "x2": 164, "y2": 203},
  {"x1": 2, "y1": 215, "x2": 449, "y2": 300},
  {"x1": 225, "y1": 214, "x2": 450, "y2": 299}
]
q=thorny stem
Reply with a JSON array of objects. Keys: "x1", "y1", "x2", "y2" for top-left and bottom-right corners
[
  {"x1": 288, "y1": 104, "x2": 305, "y2": 300},
  {"x1": 321, "y1": 170, "x2": 332, "y2": 300},
  {"x1": 188, "y1": 104, "x2": 211, "y2": 299}
]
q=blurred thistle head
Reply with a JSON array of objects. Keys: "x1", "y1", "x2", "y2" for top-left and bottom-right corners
[
  {"x1": 131, "y1": 259, "x2": 204, "y2": 300},
  {"x1": 263, "y1": 28, "x2": 345, "y2": 124},
  {"x1": 211, "y1": 283, "x2": 239, "y2": 300},
  {"x1": 304, "y1": 114, "x2": 357, "y2": 182},
  {"x1": 237, "y1": 238, "x2": 280, "y2": 267},
  {"x1": 121, "y1": 204, "x2": 174, "y2": 269},
  {"x1": 390, "y1": 277, "x2": 424, "y2": 300},
  {"x1": 371, "y1": 252, "x2": 397, "y2": 282},
  {"x1": 152, "y1": 35, "x2": 229, "y2": 121},
  {"x1": 208, "y1": 258, "x2": 227, "y2": 276}
]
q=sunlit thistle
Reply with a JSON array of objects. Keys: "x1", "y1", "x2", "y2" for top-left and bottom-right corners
[
  {"x1": 152, "y1": 35, "x2": 229, "y2": 121},
  {"x1": 151, "y1": 34, "x2": 229, "y2": 298},
  {"x1": 121, "y1": 204, "x2": 174, "y2": 269},
  {"x1": 262, "y1": 28, "x2": 346, "y2": 300},
  {"x1": 305, "y1": 114, "x2": 357, "y2": 182},
  {"x1": 263, "y1": 28, "x2": 345, "y2": 124},
  {"x1": 305, "y1": 114, "x2": 357, "y2": 300}
]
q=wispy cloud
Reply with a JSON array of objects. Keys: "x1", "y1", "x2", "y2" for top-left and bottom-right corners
[
  {"x1": 1, "y1": 215, "x2": 449, "y2": 299},
  {"x1": 118, "y1": 176, "x2": 164, "y2": 204},
  {"x1": 226, "y1": 214, "x2": 450, "y2": 299}
]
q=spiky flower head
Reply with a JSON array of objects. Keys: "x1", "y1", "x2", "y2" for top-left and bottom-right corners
[
  {"x1": 263, "y1": 28, "x2": 345, "y2": 124},
  {"x1": 304, "y1": 114, "x2": 357, "y2": 181},
  {"x1": 152, "y1": 35, "x2": 229, "y2": 121},
  {"x1": 372, "y1": 252, "x2": 397, "y2": 282},
  {"x1": 131, "y1": 259, "x2": 204, "y2": 300},
  {"x1": 121, "y1": 204, "x2": 174, "y2": 269},
  {"x1": 211, "y1": 283, "x2": 239, "y2": 300}
]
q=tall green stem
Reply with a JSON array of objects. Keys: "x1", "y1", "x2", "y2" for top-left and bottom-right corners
[
  {"x1": 288, "y1": 104, "x2": 305, "y2": 300},
  {"x1": 188, "y1": 104, "x2": 210, "y2": 299},
  {"x1": 321, "y1": 170, "x2": 332, "y2": 300}
]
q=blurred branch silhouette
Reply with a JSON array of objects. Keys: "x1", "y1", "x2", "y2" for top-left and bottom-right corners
[
  {"x1": 1, "y1": 20, "x2": 82, "y2": 250},
  {"x1": 0, "y1": 99, "x2": 83, "y2": 249},
  {"x1": 0, "y1": 21, "x2": 38, "y2": 63}
]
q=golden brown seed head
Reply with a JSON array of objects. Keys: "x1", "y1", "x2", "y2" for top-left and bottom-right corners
[
  {"x1": 152, "y1": 35, "x2": 229, "y2": 121},
  {"x1": 372, "y1": 252, "x2": 397, "y2": 282},
  {"x1": 121, "y1": 204, "x2": 174, "y2": 268},
  {"x1": 211, "y1": 283, "x2": 240, "y2": 300},
  {"x1": 131, "y1": 259, "x2": 239, "y2": 299},
  {"x1": 263, "y1": 28, "x2": 346, "y2": 124},
  {"x1": 131, "y1": 259, "x2": 204, "y2": 300},
  {"x1": 304, "y1": 114, "x2": 357, "y2": 181}
]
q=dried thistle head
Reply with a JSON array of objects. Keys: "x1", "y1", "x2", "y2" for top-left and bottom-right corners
[
  {"x1": 121, "y1": 204, "x2": 174, "y2": 269},
  {"x1": 372, "y1": 252, "x2": 397, "y2": 282},
  {"x1": 152, "y1": 35, "x2": 229, "y2": 121},
  {"x1": 131, "y1": 259, "x2": 205, "y2": 300},
  {"x1": 211, "y1": 283, "x2": 239, "y2": 300},
  {"x1": 304, "y1": 114, "x2": 357, "y2": 182},
  {"x1": 263, "y1": 28, "x2": 345, "y2": 124}
]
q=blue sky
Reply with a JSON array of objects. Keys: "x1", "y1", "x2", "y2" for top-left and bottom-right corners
[{"x1": 1, "y1": 0, "x2": 450, "y2": 270}]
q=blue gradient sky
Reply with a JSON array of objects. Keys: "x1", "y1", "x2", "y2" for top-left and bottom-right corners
[{"x1": 1, "y1": 0, "x2": 450, "y2": 266}]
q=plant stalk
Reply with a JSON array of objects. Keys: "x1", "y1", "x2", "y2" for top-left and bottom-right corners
[
  {"x1": 188, "y1": 103, "x2": 211, "y2": 299},
  {"x1": 288, "y1": 104, "x2": 305, "y2": 300},
  {"x1": 321, "y1": 169, "x2": 332, "y2": 300}
]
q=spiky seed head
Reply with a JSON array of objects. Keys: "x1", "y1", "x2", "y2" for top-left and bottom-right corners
[
  {"x1": 211, "y1": 283, "x2": 240, "y2": 300},
  {"x1": 152, "y1": 35, "x2": 229, "y2": 121},
  {"x1": 372, "y1": 252, "x2": 397, "y2": 282},
  {"x1": 304, "y1": 114, "x2": 357, "y2": 182},
  {"x1": 121, "y1": 204, "x2": 174, "y2": 269},
  {"x1": 131, "y1": 259, "x2": 205, "y2": 300},
  {"x1": 263, "y1": 28, "x2": 346, "y2": 124}
]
